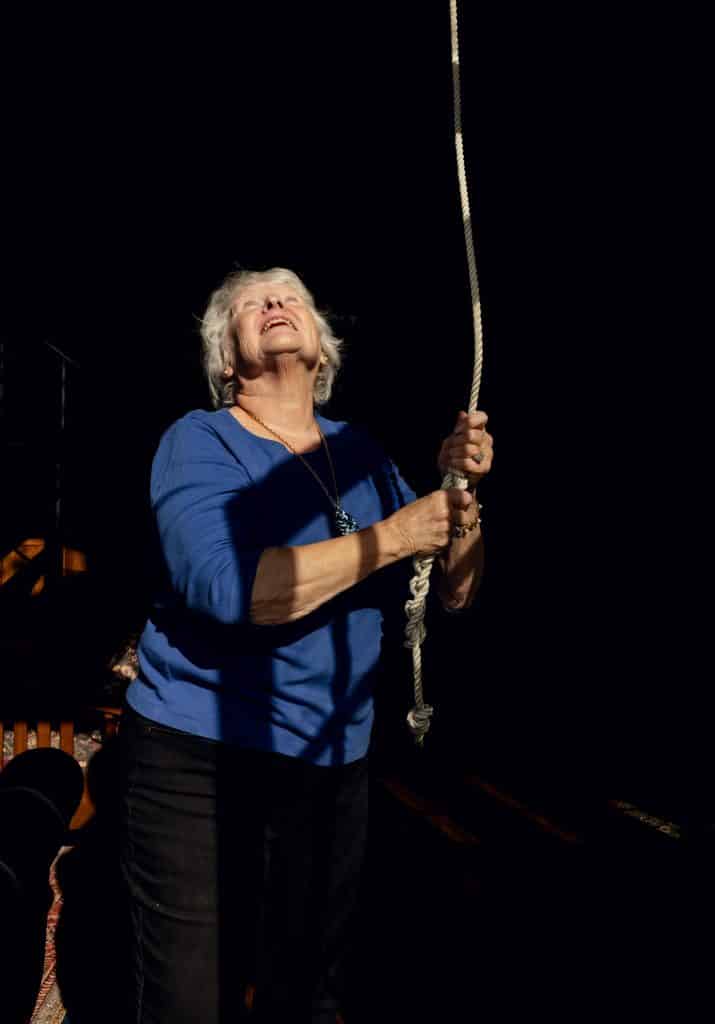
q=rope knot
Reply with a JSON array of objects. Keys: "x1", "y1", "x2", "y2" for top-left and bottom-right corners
[{"x1": 403, "y1": 621, "x2": 427, "y2": 649}]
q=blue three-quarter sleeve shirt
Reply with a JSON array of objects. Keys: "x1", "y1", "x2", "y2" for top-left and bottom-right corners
[{"x1": 126, "y1": 408, "x2": 416, "y2": 766}]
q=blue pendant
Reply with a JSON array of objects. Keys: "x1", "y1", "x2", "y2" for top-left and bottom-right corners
[{"x1": 334, "y1": 505, "x2": 359, "y2": 536}]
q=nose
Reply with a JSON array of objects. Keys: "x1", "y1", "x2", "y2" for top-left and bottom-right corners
[{"x1": 263, "y1": 295, "x2": 283, "y2": 311}]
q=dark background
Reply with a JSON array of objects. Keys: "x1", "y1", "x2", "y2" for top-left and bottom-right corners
[{"x1": 1, "y1": 5, "x2": 705, "y2": 817}]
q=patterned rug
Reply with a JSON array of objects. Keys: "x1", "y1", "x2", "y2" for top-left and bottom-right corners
[{"x1": 30, "y1": 855, "x2": 68, "y2": 1024}]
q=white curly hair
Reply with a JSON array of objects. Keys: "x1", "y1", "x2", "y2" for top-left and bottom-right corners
[{"x1": 200, "y1": 267, "x2": 344, "y2": 408}]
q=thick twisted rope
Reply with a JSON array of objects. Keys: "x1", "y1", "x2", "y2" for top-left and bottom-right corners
[{"x1": 404, "y1": 0, "x2": 485, "y2": 745}]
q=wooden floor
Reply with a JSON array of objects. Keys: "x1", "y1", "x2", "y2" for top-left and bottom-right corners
[{"x1": 364, "y1": 773, "x2": 707, "y2": 1020}]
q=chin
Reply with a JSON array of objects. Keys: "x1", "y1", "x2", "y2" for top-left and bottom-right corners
[{"x1": 263, "y1": 345, "x2": 303, "y2": 360}]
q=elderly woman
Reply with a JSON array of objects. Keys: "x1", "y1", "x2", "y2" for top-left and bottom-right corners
[{"x1": 119, "y1": 267, "x2": 493, "y2": 1023}]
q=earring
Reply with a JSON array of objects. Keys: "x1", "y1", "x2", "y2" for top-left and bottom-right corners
[{"x1": 222, "y1": 366, "x2": 234, "y2": 378}]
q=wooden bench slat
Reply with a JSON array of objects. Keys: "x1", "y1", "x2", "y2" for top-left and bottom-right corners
[
  {"x1": 59, "y1": 721, "x2": 74, "y2": 756},
  {"x1": 0, "y1": 709, "x2": 120, "y2": 768},
  {"x1": 14, "y1": 721, "x2": 28, "y2": 755}
]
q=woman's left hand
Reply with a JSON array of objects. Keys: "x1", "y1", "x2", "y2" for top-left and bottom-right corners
[{"x1": 437, "y1": 410, "x2": 494, "y2": 487}]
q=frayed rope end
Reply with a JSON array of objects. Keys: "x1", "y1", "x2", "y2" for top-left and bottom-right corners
[{"x1": 407, "y1": 705, "x2": 434, "y2": 741}]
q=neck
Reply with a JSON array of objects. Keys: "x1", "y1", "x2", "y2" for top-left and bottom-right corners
[{"x1": 234, "y1": 388, "x2": 316, "y2": 438}]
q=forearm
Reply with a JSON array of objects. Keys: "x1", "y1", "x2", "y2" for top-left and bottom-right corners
[
  {"x1": 250, "y1": 520, "x2": 408, "y2": 625},
  {"x1": 436, "y1": 515, "x2": 485, "y2": 612}
]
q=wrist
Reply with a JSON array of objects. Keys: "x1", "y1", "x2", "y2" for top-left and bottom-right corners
[
  {"x1": 375, "y1": 517, "x2": 413, "y2": 563},
  {"x1": 451, "y1": 500, "x2": 483, "y2": 540}
]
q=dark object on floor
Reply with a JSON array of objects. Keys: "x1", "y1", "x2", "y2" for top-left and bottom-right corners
[
  {"x1": 0, "y1": 748, "x2": 84, "y2": 1024},
  {"x1": 55, "y1": 737, "x2": 132, "y2": 1024}
]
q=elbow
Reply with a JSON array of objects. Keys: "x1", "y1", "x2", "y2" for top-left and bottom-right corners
[
  {"x1": 438, "y1": 591, "x2": 471, "y2": 614},
  {"x1": 439, "y1": 593, "x2": 475, "y2": 615},
  {"x1": 437, "y1": 576, "x2": 482, "y2": 614}
]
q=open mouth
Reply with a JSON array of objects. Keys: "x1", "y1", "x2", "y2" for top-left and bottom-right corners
[{"x1": 261, "y1": 317, "x2": 297, "y2": 334}]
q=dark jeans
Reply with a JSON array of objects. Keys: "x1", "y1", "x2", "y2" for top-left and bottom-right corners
[{"x1": 118, "y1": 704, "x2": 368, "y2": 1024}]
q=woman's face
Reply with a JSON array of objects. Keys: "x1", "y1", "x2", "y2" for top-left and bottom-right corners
[{"x1": 229, "y1": 280, "x2": 322, "y2": 377}]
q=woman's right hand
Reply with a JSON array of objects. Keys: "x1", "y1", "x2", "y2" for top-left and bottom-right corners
[{"x1": 385, "y1": 488, "x2": 474, "y2": 558}]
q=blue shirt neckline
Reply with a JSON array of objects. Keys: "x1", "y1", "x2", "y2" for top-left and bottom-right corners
[{"x1": 219, "y1": 406, "x2": 334, "y2": 457}]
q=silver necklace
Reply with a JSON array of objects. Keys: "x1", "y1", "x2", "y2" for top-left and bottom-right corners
[{"x1": 239, "y1": 406, "x2": 360, "y2": 537}]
